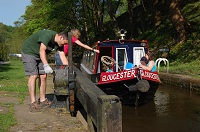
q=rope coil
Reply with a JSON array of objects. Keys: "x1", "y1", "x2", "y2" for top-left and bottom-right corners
[{"x1": 101, "y1": 56, "x2": 115, "y2": 66}]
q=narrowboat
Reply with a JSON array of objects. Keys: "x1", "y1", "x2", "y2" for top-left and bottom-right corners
[{"x1": 80, "y1": 30, "x2": 160, "y2": 106}]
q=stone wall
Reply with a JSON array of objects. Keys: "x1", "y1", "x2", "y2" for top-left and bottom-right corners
[{"x1": 159, "y1": 73, "x2": 200, "y2": 92}]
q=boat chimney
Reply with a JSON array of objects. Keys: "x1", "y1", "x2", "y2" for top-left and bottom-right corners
[{"x1": 119, "y1": 29, "x2": 127, "y2": 40}]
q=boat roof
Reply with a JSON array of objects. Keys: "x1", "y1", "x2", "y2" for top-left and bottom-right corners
[
  {"x1": 95, "y1": 39, "x2": 148, "y2": 47},
  {"x1": 101, "y1": 39, "x2": 148, "y2": 43}
]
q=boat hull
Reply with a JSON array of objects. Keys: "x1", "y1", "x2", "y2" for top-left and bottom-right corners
[{"x1": 96, "y1": 78, "x2": 159, "y2": 106}]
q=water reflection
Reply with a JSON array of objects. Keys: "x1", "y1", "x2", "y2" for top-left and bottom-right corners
[
  {"x1": 123, "y1": 84, "x2": 200, "y2": 132},
  {"x1": 154, "y1": 89, "x2": 170, "y2": 117}
]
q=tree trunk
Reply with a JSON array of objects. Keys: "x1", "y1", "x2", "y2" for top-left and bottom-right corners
[
  {"x1": 168, "y1": 0, "x2": 186, "y2": 42},
  {"x1": 106, "y1": 0, "x2": 120, "y2": 36},
  {"x1": 81, "y1": 0, "x2": 90, "y2": 44},
  {"x1": 90, "y1": 0, "x2": 104, "y2": 40},
  {"x1": 127, "y1": 0, "x2": 137, "y2": 38},
  {"x1": 152, "y1": 0, "x2": 162, "y2": 28},
  {"x1": 140, "y1": 0, "x2": 146, "y2": 32}
]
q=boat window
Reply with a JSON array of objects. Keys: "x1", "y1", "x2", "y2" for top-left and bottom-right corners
[
  {"x1": 82, "y1": 51, "x2": 90, "y2": 66},
  {"x1": 81, "y1": 49, "x2": 96, "y2": 74},
  {"x1": 116, "y1": 48, "x2": 128, "y2": 71},
  {"x1": 88, "y1": 51, "x2": 95, "y2": 70},
  {"x1": 133, "y1": 47, "x2": 145, "y2": 66},
  {"x1": 82, "y1": 51, "x2": 86, "y2": 64}
]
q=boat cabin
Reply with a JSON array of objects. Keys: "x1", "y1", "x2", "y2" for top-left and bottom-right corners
[
  {"x1": 81, "y1": 39, "x2": 149, "y2": 75},
  {"x1": 80, "y1": 31, "x2": 160, "y2": 106}
]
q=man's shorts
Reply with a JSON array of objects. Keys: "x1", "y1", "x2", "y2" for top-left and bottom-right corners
[{"x1": 22, "y1": 52, "x2": 45, "y2": 76}]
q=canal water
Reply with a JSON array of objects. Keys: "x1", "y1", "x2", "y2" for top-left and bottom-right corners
[{"x1": 123, "y1": 84, "x2": 200, "y2": 132}]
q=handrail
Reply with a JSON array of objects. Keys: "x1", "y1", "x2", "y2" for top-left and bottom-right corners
[{"x1": 155, "y1": 58, "x2": 169, "y2": 73}]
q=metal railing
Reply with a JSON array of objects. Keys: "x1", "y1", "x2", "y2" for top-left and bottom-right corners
[{"x1": 155, "y1": 58, "x2": 169, "y2": 73}]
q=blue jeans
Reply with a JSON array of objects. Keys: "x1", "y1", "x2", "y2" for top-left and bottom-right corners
[{"x1": 55, "y1": 51, "x2": 63, "y2": 65}]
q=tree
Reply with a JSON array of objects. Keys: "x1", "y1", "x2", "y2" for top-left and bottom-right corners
[
  {"x1": 167, "y1": 0, "x2": 186, "y2": 42},
  {"x1": 4, "y1": 0, "x2": 199, "y2": 62},
  {"x1": 0, "y1": 23, "x2": 14, "y2": 60}
]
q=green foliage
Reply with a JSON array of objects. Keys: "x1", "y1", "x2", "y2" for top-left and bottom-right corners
[
  {"x1": 135, "y1": 1, "x2": 200, "y2": 64},
  {"x1": 138, "y1": 29, "x2": 170, "y2": 49},
  {"x1": 182, "y1": 1, "x2": 200, "y2": 30},
  {"x1": 22, "y1": 0, "x2": 82, "y2": 34},
  {"x1": 170, "y1": 38, "x2": 200, "y2": 63},
  {"x1": 0, "y1": 23, "x2": 15, "y2": 60},
  {"x1": 166, "y1": 1, "x2": 200, "y2": 63},
  {"x1": 0, "y1": 0, "x2": 199, "y2": 76},
  {"x1": 22, "y1": 0, "x2": 51, "y2": 35},
  {"x1": 7, "y1": 28, "x2": 27, "y2": 55}
]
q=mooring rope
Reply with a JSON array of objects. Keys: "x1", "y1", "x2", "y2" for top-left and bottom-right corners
[{"x1": 101, "y1": 56, "x2": 121, "y2": 71}]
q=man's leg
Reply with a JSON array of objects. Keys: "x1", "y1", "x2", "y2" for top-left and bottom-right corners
[
  {"x1": 37, "y1": 61, "x2": 52, "y2": 107},
  {"x1": 39, "y1": 74, "x2": 47, "y2": 102},
  {"x1": 22, "y1": 52, "x2": 44, "y2": 112},
  {"x1": 22, "y1": 52, "x2": 40, "y2": 103},
  {"x1": 28, "y1": 75, "x2": 38, "y2": 103}
]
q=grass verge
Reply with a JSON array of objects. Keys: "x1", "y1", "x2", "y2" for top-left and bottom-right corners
[
  {"x1": 0, "y1": 103, "x2": 17, "y2": 132},
  {"x1": 0, "y1": 60, "x2": 28, "y2": 131},
  {"x1": 0, "y1": 60, "x2": 28, "y2": 103},
  {"x1": 158, "y1": 58, "x2": 200, "y2": 78}
]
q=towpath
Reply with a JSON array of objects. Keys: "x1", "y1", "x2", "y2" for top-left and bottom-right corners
[{"x1": 0, "y1": 74, "x2": 86, "y2": 132}]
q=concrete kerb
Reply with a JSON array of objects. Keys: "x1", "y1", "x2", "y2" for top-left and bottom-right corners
[{"x1": 159, "y1": 72, "x2": 200, "y2": 92}]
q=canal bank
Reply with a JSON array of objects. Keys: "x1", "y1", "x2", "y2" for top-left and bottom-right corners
[
  {"x1": 159, "y1": 72, "x2": 200, "y2": 92},
  {"x1": 6, "y1": 71, "x2": 199, "y2": 131},
  {"x1": 6, "y1": 74, "x2": 87, "y2": 132}
]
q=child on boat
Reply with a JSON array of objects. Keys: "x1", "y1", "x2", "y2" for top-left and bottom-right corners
[
  {"x1": 140, "y1": 56, "x2": 148, "y2": 65},
  {"x1": 55, "y1": 29, "x2": 100, "y2": 65},
  {"x1": 139, "y1": 52, "x2": 157, "y2": 72}
]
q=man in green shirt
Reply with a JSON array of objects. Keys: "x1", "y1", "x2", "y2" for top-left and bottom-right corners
[{"x1": 22, "y1": 29, "x2": 68, "y2": 112}]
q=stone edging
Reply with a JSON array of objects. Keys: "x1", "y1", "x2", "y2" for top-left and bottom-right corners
[{"x1": 159, "y1": 73, "x2": 200, "y2": 92}]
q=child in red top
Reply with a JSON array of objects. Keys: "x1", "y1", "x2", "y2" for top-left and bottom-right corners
[
  {"x1": 63, "y1": 36, "x2": 78, "y2": 55},
  {"x1": 55, "y1": 29, "x2": 100, "y2": 65}
]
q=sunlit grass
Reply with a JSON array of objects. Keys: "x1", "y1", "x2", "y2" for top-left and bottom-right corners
[
  {"x1": 159, "y1": 58, "x2": 200, "y2": 78},
  {"x1": 0, "y1": 103, "x2": 17, "y2": 132},
  {"x1": 0, "y1": 60, "x2": 27, "y2": 131},
  {"x1": 0, "y1": 60, "x2": 28, "y2": 103}
]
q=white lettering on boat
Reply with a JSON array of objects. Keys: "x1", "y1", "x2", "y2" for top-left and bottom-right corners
[
  {"x1": 140, "y1": 70, "x2": 159, "y2": 80},
  {"x1": 101, "y1": 69, "x2": 136, "y2": 82},
  {"x1": 99, "y1": 69, "x2": 160, "y2": 84}
]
